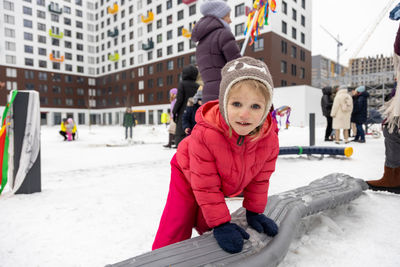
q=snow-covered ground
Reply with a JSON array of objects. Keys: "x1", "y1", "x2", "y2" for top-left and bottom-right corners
[{"x1": 0, "y1": 124, "x2": 399, "y2": 267}]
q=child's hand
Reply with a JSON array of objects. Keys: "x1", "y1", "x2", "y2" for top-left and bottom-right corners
[
  {"x1": 246, "y1": 210, "x2": 278, "y2": 237},
  {"x1": 213, "y1": 222, "x2": 249, "y2": 254}
]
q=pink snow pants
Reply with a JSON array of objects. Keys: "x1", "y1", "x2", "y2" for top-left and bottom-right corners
[{"x1": 152, "y1": 154, "x2": 209, "y2": 250}]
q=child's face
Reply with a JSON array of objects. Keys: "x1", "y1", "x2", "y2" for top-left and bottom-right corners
[{"x1": 227, "y1": 84, "x2": 266, "y2": 136}]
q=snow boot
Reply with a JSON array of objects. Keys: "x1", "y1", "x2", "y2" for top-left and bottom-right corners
[
  {"x1": 366, "y1": 166, "x2": 400, "y2": 194},
  {"x1": 163, "y1": 134, "x2": 174, "y2": 148}
]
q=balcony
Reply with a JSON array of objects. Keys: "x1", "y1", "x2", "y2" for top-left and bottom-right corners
[
  {"x1": 49, "y1": 53, "x2": 64, "y2": 62},
  {"x1": 108, "y1": 53, "x2": 120, "y2": 62},
  {"x1": 183, "y1": 0, "x2": 197, "y2": 4},
  {"x1": 48, "y1": 3, "x2": 62, "y2": 14},
  {"x1": 107, "y1": 28, "x2": 119, "y2": 38},
  {"x1": 49, "y1": 29, "x2": 64, "y2": 39},
  {"x1": 141, "y1": 11, "x2": 154, "y2": 23},
  {"x1": 142, "y1": 39, "x2": 154, "y2": 50},
  {"x1": 108, "y1": 3, "x2": 119, "y2": 14},
  {"x1": 182, "y1": 28, "x2": 191, "y2": 38}
]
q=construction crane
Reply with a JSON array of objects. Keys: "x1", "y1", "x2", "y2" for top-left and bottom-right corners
[
  {"x1": 350, "y1": 0, "x2": 396, "y2": 60},
  {"x1": 320, "y1": 25, "x2": 343, "y2": 79}
]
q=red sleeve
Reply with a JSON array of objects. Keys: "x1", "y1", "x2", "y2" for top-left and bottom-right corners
[
  {"x1": 243, "y1": 142, "x2": 279, "y2": 213},
  {"x1": 189, "y1": 129, "x2": 231, "y2": 228}
]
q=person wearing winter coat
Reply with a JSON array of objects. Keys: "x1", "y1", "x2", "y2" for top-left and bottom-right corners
[
  {"x1": 172, "y1": 65, "x2": 200, "y2": 147},
  {"x1": 59, "y1": 118, "x2": 77, "y2": 141},
  {"x1": 163, "y1": 88, "x2": 178, "y2": 148},
  {"x1": 321, "y1": 86, "x2": 334, "y2": 141},
  {"x1": 330, "y1": 85, "x2": 353, "y2": 144},
  {"x1": 182, "y1": 88, "x2": 203, "y2": 135},
  {"x1": 153, "y1": 57, "x2": 279, "y2": 254},
  {"x1": 191, "y1": 0, "x2": 241, "y2": 103},
  {"x1": 123, "y1": 107, "x2": 136, "y2": 139},
  {"x1": 366, "y1": 20, "x2": 400, "y2": 194},
  {"x1": 351, "y1": 86, "x2": 369, "y2": 143}
]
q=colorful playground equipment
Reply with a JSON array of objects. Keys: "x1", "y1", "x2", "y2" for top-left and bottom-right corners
[
  {"x1": 272, "y1": 105, "x2": 291, "y2": 129},
  {"x1": 279, "y1": 146, "x2": 353, "y2": 158},
  {"x1": 107, "y1": 3, "x2": 118, "y2": 14},
  {"x1": 107, "y1": 173, "x2": 367, "y2": 267},
  {"x1": 182, "y1": 28, "x2": 192, "y2": 38}
]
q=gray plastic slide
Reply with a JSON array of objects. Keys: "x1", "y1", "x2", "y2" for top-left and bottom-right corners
[{"x1": 107, "y1": 173, "x2": 368, "y2": 267}]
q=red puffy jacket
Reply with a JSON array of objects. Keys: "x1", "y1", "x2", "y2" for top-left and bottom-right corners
[{"x1": 176, "y1": 100, "x2": 279, "y2": 228}]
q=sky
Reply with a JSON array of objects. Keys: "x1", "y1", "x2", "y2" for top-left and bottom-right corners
[
  {"x1": 0, "y1": 124, "x2": 399, "y2": 267},
  {"x1": 312, "y1": 0, "x2": 399, "y2": 66}
]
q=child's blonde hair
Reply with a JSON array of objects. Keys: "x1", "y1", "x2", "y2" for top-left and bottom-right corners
[{"x1": 227, "y1": 79, "x2": 271, "y2": 140}]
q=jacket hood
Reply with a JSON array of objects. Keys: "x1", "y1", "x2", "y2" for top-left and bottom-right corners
[
  {"x1": 182, "y1": 65, "x2": 198, "y2": 81},
  {"x1": 195, "y1": 100, "x2": 275, "y2": 144},
  {"x1": 191, "y1": 16, "x2": 224, "y2": 42},
  {"x1": 322, "y1": 86, "x2": 332, "y2": 95}
]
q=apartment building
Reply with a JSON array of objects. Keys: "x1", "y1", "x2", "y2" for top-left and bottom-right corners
[
  {"x1": 349, "y1": 55, "x2": 395, "y2": 87},
  {"x1": 0, "y1": 0, "x2": 312, "y2": 125},
  {"x1": 311, "y1": 54, "x2": 347, "y2": 89}
]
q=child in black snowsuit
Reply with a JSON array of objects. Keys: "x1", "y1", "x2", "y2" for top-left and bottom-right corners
[{"x1": 182, "y1": 89, "x2": 202, "y2": 135}]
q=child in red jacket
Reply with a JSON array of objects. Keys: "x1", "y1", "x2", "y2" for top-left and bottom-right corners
[{"x1": 152, "y1": 57, "x2": 279, "y2": 254}]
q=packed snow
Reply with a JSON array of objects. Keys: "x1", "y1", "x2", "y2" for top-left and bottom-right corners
[{"x1": 0, "y1": 124, "x2": 399, "y2": 267}]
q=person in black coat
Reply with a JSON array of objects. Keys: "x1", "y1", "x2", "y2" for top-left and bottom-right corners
[
  {"x1": 173, "y1": 65, "x2": 200, "y2": 147},
  {"x1": 351, "y1": 86, "x2": 369, "y2": 143},
  {"x1": 182, "y1": 89, "x2": 202, "y2": 136},
  {"x1": 321, "y1": 86, "x2": 334, "y2": 141}
]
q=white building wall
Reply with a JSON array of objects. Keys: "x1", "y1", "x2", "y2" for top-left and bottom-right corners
[{"x1": 273, "y1": 85, "x2": 324, "y2": 127}]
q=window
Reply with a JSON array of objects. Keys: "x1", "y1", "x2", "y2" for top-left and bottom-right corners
[
  {"x1": 178, "y1": 26, "x2": 183, "y2": 36},
  {"x1": 37, "y1": 10, "x2": 46, "y2": 19},
  {"x1": 167, "y1": 60, "x2": 174, "y2": 70},
  {"x1": 178, "y1": 42, "x2": 184, "y2": 52},
  {"x1": 167, "y1": 15, "x2": 172, "y2": 25},
  {"x1": 156, "y1": 4, "x2": 162, "y2": 14},
  {"x1": 292, "y1": 27, "x2": 297, "y2": 39},
  {"x1": 301, "y1": 32, "x2": 305, "y2": 44},
  {"x1": 5, "y1": 28, "x2": 15, "y2": 37},
  {"x1": 177, "y1": 10, "x2": 184, "y2": 20},
  {"x1": 253, "y1": 38, "x2": 264, "y2": 52},
  {"x1": 302, "y1": 0, "x2": 306, "y2": 9},
  {"x1": 281, "y1": 61, "x2": 287, "y2": 73},
  {"x1": 24, "y1": 19, "x2": 33, "y2": 28},
  {"x1": 157, "y1": 48, "x2": 163, "y2": 58},
  {"x1": 157, "y1": 77, "x2": 163, "y2": 87},
  {"x1": 157, "y1": 34, "x2": 162, "y2": 43},
  {"x1": 189, "y1": 4, "x2": 196, "y2": 15},
  {"x1": 76, "y1": 9, "x2": 83, "y2": 17},
  {"x1": 4, "y1": 14, "x2": 15, "y2": 24},
  {"x1": 38, "y1": 35, "x2": 46, "y2": 43},
  {"x1": 281, "y1": 80, "x2": 287, "y2": 86},
  {"x1": 281, "y1": 40, "x2": 287, "y2": 54},
  {"x1": 291, "y1": 46, "x2": 297, "y2": 58},
  {"x1": 38, "y1": 22, "x2": 46, "y2": 31},
  {"x1": 301, "y1": 15, "x2": 305, "y2": 27},
  {"x1": 166, "y1": 0, "x2": 172, "y2": 9},
  {"x1": 157, "y1": 19, "x2": 162, "y2": 29},
  {"x1": 292, "y1": 8, "x2": 297, "y2": 21},
  {"x1": 156, "y1": 63, "x2": 163, "y2": 72},
  {"x1": 167, "y1": 30, "x2": 172, "y2": 40},
  {"x1": 235, "y1": 3, "x2": 245, "y2": 17},
  {"x1": 6, "y1": 55, "x2": 16, "y2": 64},
  {"x1": 24, "y1": 45, "x2": 33, "y2": 53},
  {"x1": 291, "y1": 64, "x2": 297, "y2": 76},
  {"x1": 300, "y1": 50, "x2": 306, "y2": 61},
  {"x1": 300, "y1": 67, "x2": 305, "y2": 79},
  {"x1": 148, "y1": 79, "x2": 153, "y2": 88},
  {"x1": 235, "y1": 23, "x2": 244, "y2": 36},
  {"x1": 5, "y1": 42, "x2": 16, "y2": 51},
  {"x1": 6, "y1": 68, "x2": 17, "y2": 77},
  {"x1": 38, "y1": 72, "x2": 47, "y2": 80},
  {"x1": 76, "y1": 21, "x2": 83, "y2": 28},
  {"x1": 282, "y1": 1, "x2": 287, "y2": 14},
  {"x1": 148, "y1": 51, "x2": 153, "y2": 60},
  {"x1": 24, "y1": 32, "x2": 33, "y2": 41},
  {"x1": 282, "y1": 21, "x2": 287, "y2": 34},
  {"x1": 167, "y1": 45, "x2": 173, "y2": 55},
  {"x1": 3, "y1": 1, "x2": 13, "y2": 11},
  {"x1": 23, "y1": 6, "x2": 32, "y2": 15}
]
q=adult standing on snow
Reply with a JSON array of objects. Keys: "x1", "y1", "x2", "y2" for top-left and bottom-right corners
[
  {"x1": 351, "y1": 86, "x2": 369, "y2": 143},
  {"x1": 330, "y1": 85, "x2": 353, "y2": 144},
  {"x1": 366, "y1": 17, "x2": 400, "y2": 193},
  {"x1": 123, "y1": 107, "x2": 136, "y2": 139},
  {"x1": 321, "y1": 86, "x2": 334, "y2": 141},
  {"x1": 191, "y1": 0, "x2": 241, "y2": 103},
  {"x1": 172, "y1": 65, "x2": 199, "y2": 147}
]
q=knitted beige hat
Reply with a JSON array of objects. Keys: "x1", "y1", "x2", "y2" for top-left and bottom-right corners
[{"x1": 219, "y1": 56, "x2": 274, "y2": 128}]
